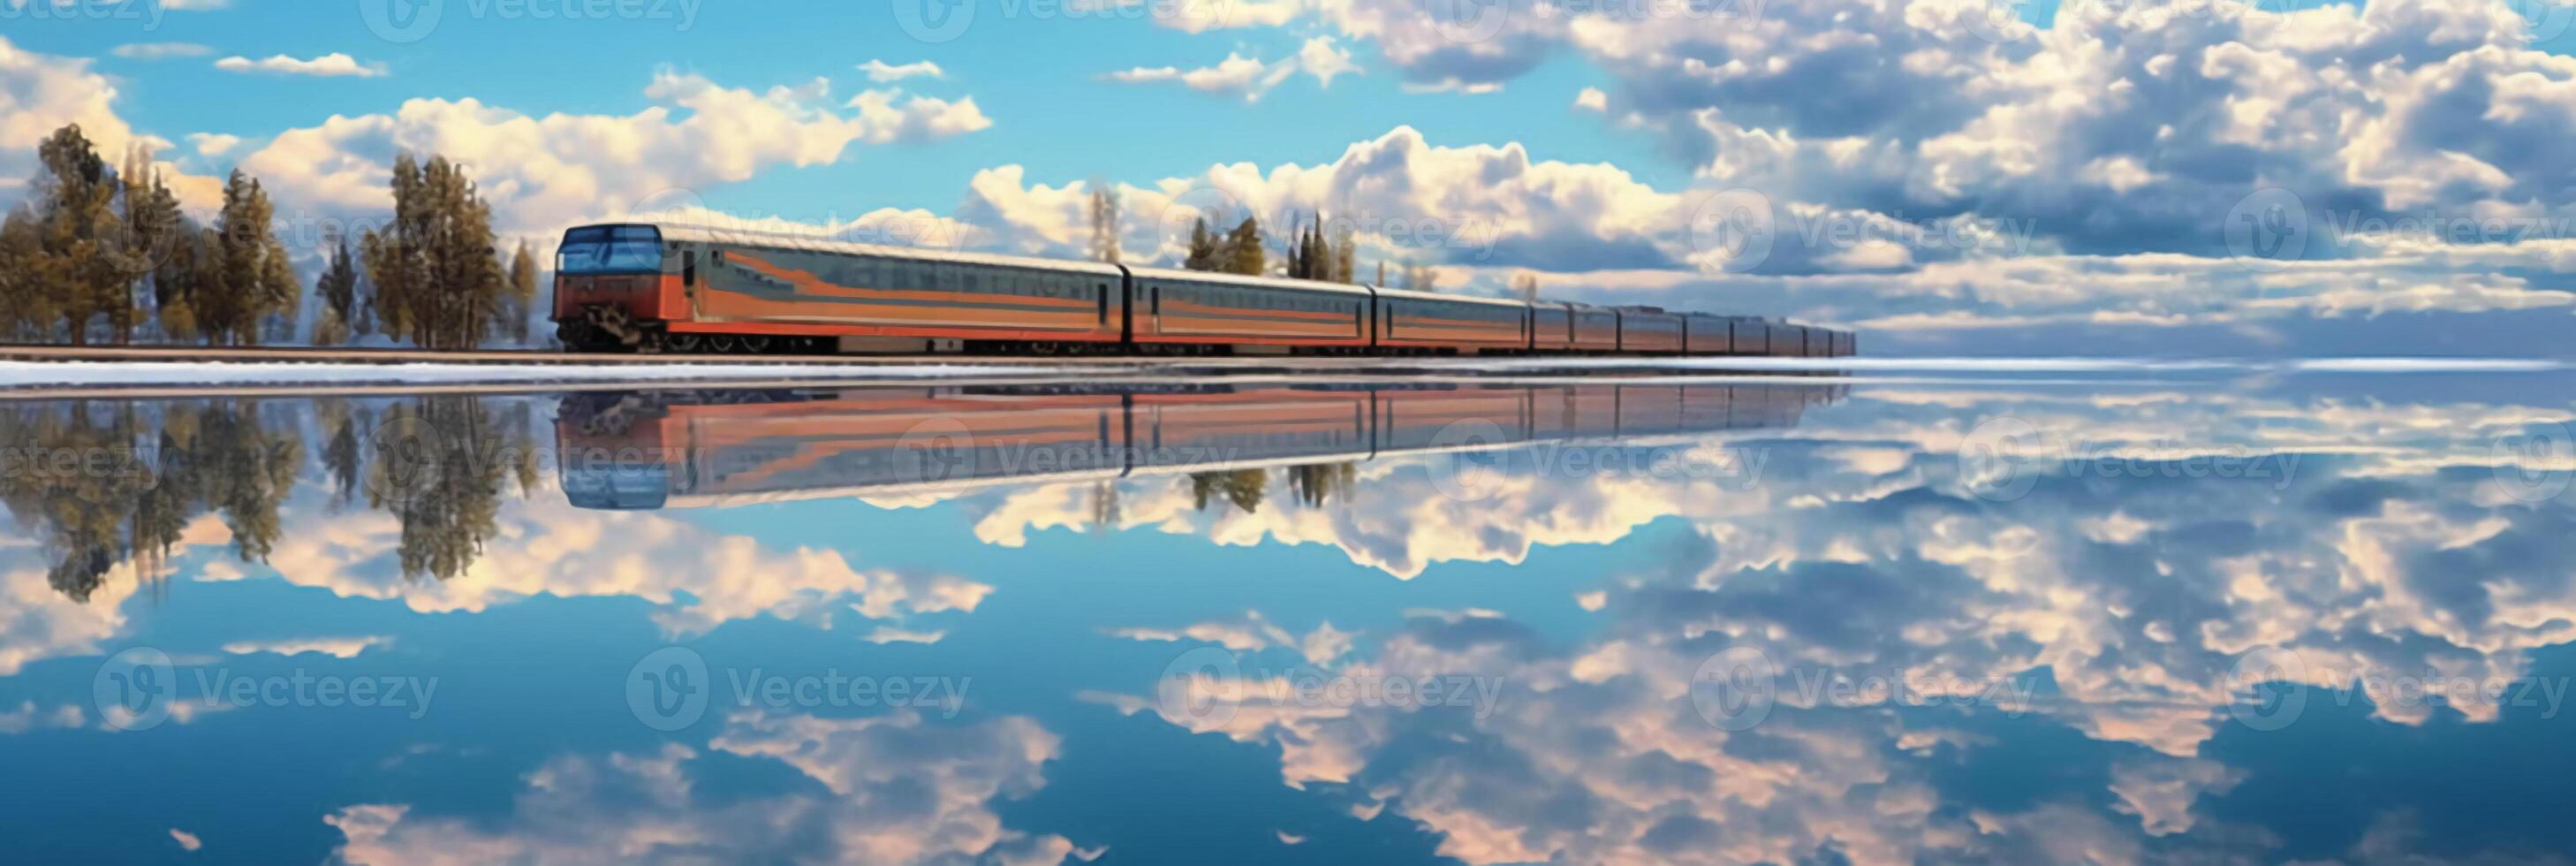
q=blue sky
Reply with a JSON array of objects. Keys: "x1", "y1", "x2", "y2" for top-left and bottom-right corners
[{"x1": 5, "y1": 0, "x2": 2576, "y2": 355}]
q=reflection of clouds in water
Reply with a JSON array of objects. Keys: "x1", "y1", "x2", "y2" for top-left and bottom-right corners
[
  {"x1": 970, "y1": 441, "x2": 1786, "y2": 579},
  {"x1": 328, "y1": 710, "x2": 1094, "y2": 865},
  {"x1": 0, "y1": 478, "x2": 984, "y2": 678},
  {"x1": 0, "y1": 514, "x2": 230, "y2": 676},
  {"x1": 1072, "y1": 384, "x2": 2576, "y2": 862},
  {"x1": 258, "y1": 494, "x2": 989, "y2": 637}
]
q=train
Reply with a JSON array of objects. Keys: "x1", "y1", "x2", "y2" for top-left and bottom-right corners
[
  {"x1": 549, "y1": 222, "x2": 1858, "y2": 358},
  {"x1": 554, "y1": 381, "x2": 1845, "y2": 510}
]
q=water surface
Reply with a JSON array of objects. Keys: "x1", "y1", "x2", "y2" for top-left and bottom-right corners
[{"x1": 3, "y1": 372, "x2": 2572, "y2": 863}]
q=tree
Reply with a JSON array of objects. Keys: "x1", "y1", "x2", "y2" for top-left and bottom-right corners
[
  {"x1": 314, "y1": 234, "x2": 363, "y2": 346},
  {"x1": 1330, "y1": 218, "x2": 1356, "y2": 284},
  {"x1": 370, "y1": 395, "x2": 526, "y2": 581},
  {"x1": 363, "y1": 154, "x2": 504, "y2": 349},
  {"x1": 1186, "y1": 468, "x2": 1269, "y2": 514},
  {"x1": 1087, "y1": 184, "x2": 1121, "y2": 264},
  {"x1": 1404, "y1": 262, "x2": 1439, "y2": 292},
  {"x1": 32, "y1": 125, "x2": 122, "y2": 345},
  {"x1": 1223, "y1": 215, "x2": 1266, "y2": 276},
  {"x1": 503, "y1": 239, "x2": 539, "y2": 344},
  {"x1": 1289, "y1": 462, "x2": 1357, "y2": 508},
  {"x1": 1183, "y1": 217, "x2": 1222, "y2": 271},
  {"x1": 116, "y1": 144, "x2": 184, "y2": 343},
  {"x1": 1510, "y1": 272, "x2": 1541, "y2": 303},
  {"x1": 0, "y1": 208, "x2": 45, "y2": 339},
  {"x1": 202, "y1": 170, "x2": 299, "y2": 345}
]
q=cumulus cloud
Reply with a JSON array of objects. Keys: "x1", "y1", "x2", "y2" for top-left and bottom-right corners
[
  {"x1": 233, "y1": 69, "x2": 992, "y2": 238},
  {"x1": 0, "y1": 36, "x2": 220, "y2": 212},
  {"x1": 214, "y1": 53, "x2": 387, "y2": 78}
]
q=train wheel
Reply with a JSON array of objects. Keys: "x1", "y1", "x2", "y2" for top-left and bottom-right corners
[
  {"x1": 708, "y1": 335, "x2": 742, "y2": 354},
  {"x1": 665, "y1": 334, "x2": 703, "y2": 354}
]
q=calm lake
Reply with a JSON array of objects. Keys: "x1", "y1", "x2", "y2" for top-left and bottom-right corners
[{"x1": 2, "y1": 369, "x2": 2572, "y2": 863}]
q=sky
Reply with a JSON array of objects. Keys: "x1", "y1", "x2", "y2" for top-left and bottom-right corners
[{"x1": 4, "y1": 0, "x2": 2576, "y2": 356}]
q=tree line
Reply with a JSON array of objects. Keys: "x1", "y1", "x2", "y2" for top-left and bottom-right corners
[
  {"x1": 1087, "y1": 186, "x2": 1444, "y2": 291},
  {"x1": 0, "y1": 124, "x2": 540, "y2": 348},
  {"x1": 4, "y1": 394, "x2": 542, "y2": 604}
]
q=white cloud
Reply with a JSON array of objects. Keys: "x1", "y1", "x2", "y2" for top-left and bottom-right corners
[
  {"x1": 185, "y1": 132, "x2": 243, "y2": 156},
  {"x1": 329, "y1": 711, "x2": 1086, "y2": 864},
  {"x1": 0, "y1": 36, "x2": 220, "y2": 212},
  {"x1": 111, "y1": 42, "x2": 212, "y2": 60},
  {"x1": 219, "y1": 636, "x2": 390, "y2": 658},
  {"x1": 842, "y1": 87, "x2": 994, "y2": 143},
  {"x1": 1298, "y1": 36, "x2": 1360, "y2": 87},
  {"x1": 214, "y1": 53, "x2": 388, "y2": 78},
  {"x1": 235, "y1": 69, "x2": 991, "y2": 237},
  {"x1": 856, "y1": 58, "x2": 944, "y2": 81},
  {"x1": 1106, "y1": 52, "x2": 1299, "y2": 102},
  {"x1": 168, "y1": 829, "x2": 202, "y2": 853}
]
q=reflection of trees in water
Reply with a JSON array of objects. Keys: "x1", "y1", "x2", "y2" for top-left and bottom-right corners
[
  {"x1": 1288, "y1": 462, "x2": 1357, "y2": 508},
  {"x1": 0, "y1": 400, "x2": 299, "y2": 603},
  {"x1": 1186, "y1": 468, "x2": 1271, "y2": 515},
  {"x1": 1183, "y1": 462, "x2": 1362, "y2": 515},
  {"x1": 368, "y1": 396, "x2": 540, "y2": 582},
  {"x1": 3, "y1": 396, "x2": 542, "y2": 603},
  {"x1": 317, "y1": 398, "x2": 371, "y2": 511}
]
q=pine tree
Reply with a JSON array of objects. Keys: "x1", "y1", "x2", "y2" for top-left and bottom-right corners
[
  {"x1": 504, "y1": 240, "x2": 539, "y2": 344},
  {"x1": 1087, "y1": 184, "x2": 1122, "y2": 264},
  {"x1": 365, "y1": 153, "x2": 505, "y2": 349},
  {"x1": 116, "y1": 144, "x2": 183, "y2": 343},
  {"x1": 1330, "y1": 217, "x2": 1355, "y2": 284},
  {"x1": 1404, "y1": 262, "x2": 1438, "y2": 292},
  {"x1": 34, "y1": 125, "x2": 122, "y2": 345},
  {"x1": 0, "y1": 208, "x2": 43, "y2": 340},
  {"x1": 314, "y1": 235, "x2": 361, "y2": 346},
  {"x1": 207, "y1": 170, "x2": 299, "y2": 345},
  {"x1": 1224, "y1": 215, "x2": 1266, "y2": 276},
  {"x1": 1183, "y1": 217, "x2": 1221, "y2": 271}
]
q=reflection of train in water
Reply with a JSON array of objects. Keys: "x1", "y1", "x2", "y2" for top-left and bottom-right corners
[
  {"x1": 552, "y1": 223, "x2": 1859, "y2": 358},
  {"x1": 556, "y1": 383, "x2": 1845, "y2": 510}
]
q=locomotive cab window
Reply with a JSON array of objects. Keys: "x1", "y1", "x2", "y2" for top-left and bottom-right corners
[{"x1": 558, "y1": 225, "x2": 663, "y2": 275}]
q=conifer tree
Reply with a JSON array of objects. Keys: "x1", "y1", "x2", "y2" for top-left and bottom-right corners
[
  {"x1": 1184, "y1": 217, "x2": 1221, "y2": 271},
  {"x1": 314, "y1": 234, "x2": 362, "y2": 346},
  {"x1": 504, "y1": 239, "x2": 539, "y2": 344},
  {"x1": 364, "y1": 154, "x2": 505, "y2": 348},
  {"x1": 1224, "y1": 215, "x2": 1265, "y2": 276},
  {"x1": 1087, "y1": 185, "x2": 1121, "y2": 264}
]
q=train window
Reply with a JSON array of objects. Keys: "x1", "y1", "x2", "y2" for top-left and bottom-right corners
[{"x1": 682, "y1": 251, "x2": 696, "y2": 286}]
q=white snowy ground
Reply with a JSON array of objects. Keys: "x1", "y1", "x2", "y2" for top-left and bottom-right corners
[
  {"x1": 0, "y1": 356, "x2": 2563, "y2": 389},
  {"x1": 0, "y1": 360, "x2": 1066, "y2": 388}
]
